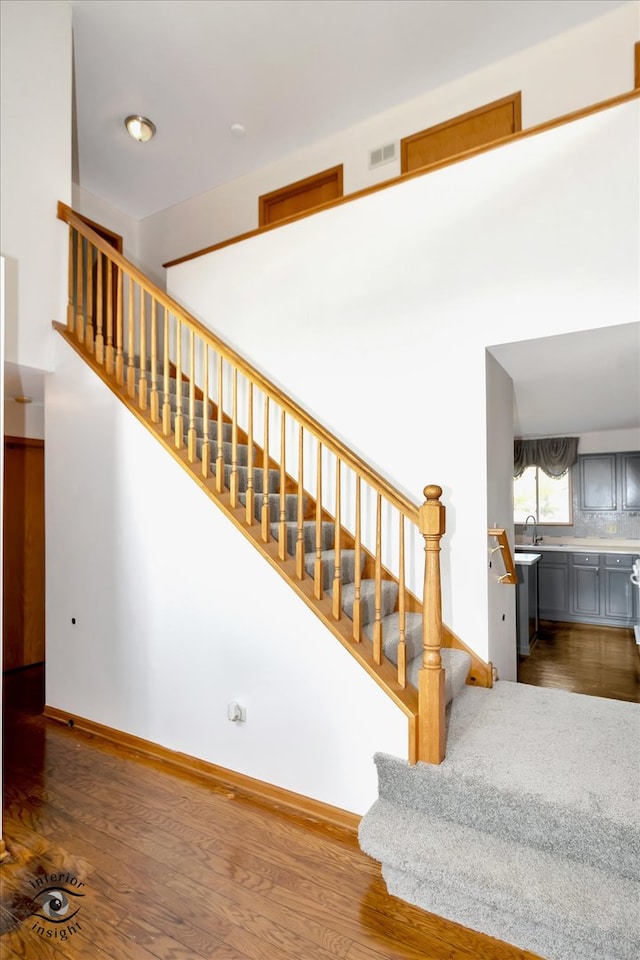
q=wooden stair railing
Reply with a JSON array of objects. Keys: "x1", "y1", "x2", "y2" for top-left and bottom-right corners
[
  {"x1": 57, "y1": 202, "x2": 465, "y2": 764},
  {"x1": 488, "y1": 528, "x2": 518, "y2": 585}
]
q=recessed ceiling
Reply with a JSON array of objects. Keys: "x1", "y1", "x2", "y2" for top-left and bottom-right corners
[{"x1": 70, "y1": 0, "x2": 631, "y2": 220}]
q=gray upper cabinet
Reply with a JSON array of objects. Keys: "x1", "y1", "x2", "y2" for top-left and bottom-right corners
[
  {"x1": 620, "y1": 452, "x2": 640, "y2": 511},
  {"x1": 578, "y1": 452, "x2": 640, "y2": 512},
  {"x1": 578, "y1": 455, "x2": 616, "y2": 511}
]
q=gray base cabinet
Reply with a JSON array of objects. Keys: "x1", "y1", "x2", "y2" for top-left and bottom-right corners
[{"x1": 537, "y1": 550, "x2": 637, "y2": 627}]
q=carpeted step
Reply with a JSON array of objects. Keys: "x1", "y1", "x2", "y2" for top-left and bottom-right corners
[
  {"x1": 358, "y1": 799, "x2": 639, "y2": 960},
  {"x1": 340, "y1": 578, "x2": 398, "y2": 626},
  {"x1": 194, "y1": 438, "x2": 255, "y2": 467},
  {"x1": 270, "y1": 521, "x2": 335, "y2": 556},
  {"x1": 224, "y1": 463, "x2": 280, "y2": 495},
  {"x1": 303, "y1": 549, "x2": 366, "y2": 591},
  {"x1": 406, "y1": 648, "x2": 471, "y2": 705},
  {"x1": 371, "y1": 684, "x2": 640, "y2": 883},
  {"x1": 239, "y1": 492, "x2": 306, "y2": 523}
]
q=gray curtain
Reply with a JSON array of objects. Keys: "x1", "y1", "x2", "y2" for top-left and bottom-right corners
[{"x1": 514, "y1": 437, "x2": 579, "y2": 479}]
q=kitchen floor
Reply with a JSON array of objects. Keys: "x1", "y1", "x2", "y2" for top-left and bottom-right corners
[{"x1": 517, "y1": 620, "x2": 640, "y2": 703}]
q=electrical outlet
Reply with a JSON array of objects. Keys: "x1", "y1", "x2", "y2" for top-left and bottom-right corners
[
  {"x1": 227, "y1": 702, "x2": 246, "y2": 723},
  {"x1": 605, "y1": 523, "x2": 617, "y2": 534}
]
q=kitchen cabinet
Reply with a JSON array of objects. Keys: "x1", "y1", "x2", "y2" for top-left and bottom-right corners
[
  {"x1": 603, "y1": 554, "x2": 636, "y2": 621},
  {"x1": 620, "y1": 452, "x2": 640, "y2": 512},
  {"x1": 531, "y1": 549, "x2": 638, "y2": 627},
  {"x1": 571, "y1": 553, "x2": 600, "y2": 618},
  {"x1": 578, "y1": 452, "x2": 640, "y2": 513},
  {"x1": 578, "y1": 455, "x2": 616, "y2": 511},
  {"x1": 538, "y1": 552, "x2": 570, "y2": 620}
]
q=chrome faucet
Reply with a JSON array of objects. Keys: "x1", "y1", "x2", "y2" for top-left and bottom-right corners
[{"x1": 524, "y1": 515, "x2": 538, "y2": 545}]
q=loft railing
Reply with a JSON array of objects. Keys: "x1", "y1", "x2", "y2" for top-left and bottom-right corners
[{"x1": 57, "y1": 202, "x2": 448, "y2": 764}]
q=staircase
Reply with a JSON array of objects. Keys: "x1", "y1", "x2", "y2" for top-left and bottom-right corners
[
  {"x1": 57, "y1": 201, "x2": 492, "y2": 768},
  {"x1": 153, "y1": 368, "x2": 473, "y2": 705},
  {"x1": 358, "y1": 680, "x2": 640, "y2": 960}
]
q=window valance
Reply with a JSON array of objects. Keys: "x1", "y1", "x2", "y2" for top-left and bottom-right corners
[{"x1": 514, "y1": 437, "x2": 579, "y2": 479}]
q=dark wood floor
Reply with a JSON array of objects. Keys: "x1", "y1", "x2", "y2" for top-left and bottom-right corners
[
  {"x1": 1, "y1": 666, "x2": 539, "y2": 960},
  {"x1": 518, "y1": 620, "x2": 640, "y2": 703}
]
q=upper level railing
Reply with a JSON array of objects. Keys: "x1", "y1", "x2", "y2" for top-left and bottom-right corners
[{"x1": 58, "y1": 202, "x2": 449, "y2": 765}]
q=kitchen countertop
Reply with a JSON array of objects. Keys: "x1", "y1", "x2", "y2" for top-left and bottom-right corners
[
  {"x1": 514, "y1": 552, "x2": 542, "y2": 565},
  {"x1": 515, "y1": 537, "x2": 640, "y2": 556}
]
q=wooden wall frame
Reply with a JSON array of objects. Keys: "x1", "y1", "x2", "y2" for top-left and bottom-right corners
[
  {"x1": 401, "y1": 92, "x2": 522, "y2": 174},
  {"x1": 259, "y1": 165, "x2": 344, "y2": 227}
]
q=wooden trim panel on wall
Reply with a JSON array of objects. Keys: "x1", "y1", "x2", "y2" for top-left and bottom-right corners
[
  {"x1": 635, "y1": 41, "x2": 639, "y2": 89},
  {"x1": 259, "y1": 165, "x2": 344, "y2": 227},
  {"x1": 401, "y1": 92, "x2": 522, "y2": 174}
]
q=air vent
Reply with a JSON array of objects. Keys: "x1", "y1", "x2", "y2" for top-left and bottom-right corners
[{"x1": 369, "y1": 141, "x2": 397, "y2": 169}]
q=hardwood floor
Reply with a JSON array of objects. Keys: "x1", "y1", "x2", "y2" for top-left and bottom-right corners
[
  {"x1": 1, "y1": 666, "x2": 539, "y2": 960},
  {"x1": 518, "y1": 620, "x2": 640, "y2": 703}
]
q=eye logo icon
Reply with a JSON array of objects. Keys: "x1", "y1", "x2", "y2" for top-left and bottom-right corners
[
  {"x1": 29, "y1": 872, "x2": 87, "y2": 943},
  {"x1": 33, "y1": 886, "x2": 83, "y2": 923}
]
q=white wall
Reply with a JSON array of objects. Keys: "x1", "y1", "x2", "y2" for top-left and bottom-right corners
[
  {"x1": 0, "y1": 0, "x2": 72, "y2": 372},
  {"x1": 167, "y1": 99, "x2": 639, "y2": 666},
  {"x1": 45, "y1": 339, "x2": 408, "y2": 815},
  {"x1": 139, "y1": 2, "x2": 640, "y2": 282},
  {"x1": 578, "y1": 428, "x2": 640, "y2": 454}
]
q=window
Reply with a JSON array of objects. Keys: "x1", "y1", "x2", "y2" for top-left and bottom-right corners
[{"x1": 514, "y1": 466, "x2": 572, "y2": 524}]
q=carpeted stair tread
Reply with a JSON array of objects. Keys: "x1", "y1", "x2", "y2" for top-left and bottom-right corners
[
  {"x1": 406, "y1": 648, "x2": 471, "y2": 705},
  {"x1": 270, "y1": 521, "x2": 335, "y2": 556},
  {"x1": 381, "y1": 857, "x2": 638, "y2": 960},
  {"x1": 340, "y1": 578, "x2": 398, "y2": 625},
  {"x1": 224, "y1": 463, "x2": 280, "y2": 494},
  {"x1": 303, "y1": 549, "x2": 365, "y2": 591},
  {"x1": 239, "y1": 492, "x2": 305, "y2": 523},
  {"x1": 371, "y1": 684, "x2": 640, "y2": 882}
]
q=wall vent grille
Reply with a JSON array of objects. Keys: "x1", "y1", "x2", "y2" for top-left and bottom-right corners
[{"x1": 369, "y1": 141, "x2": 397, "y2": 169}]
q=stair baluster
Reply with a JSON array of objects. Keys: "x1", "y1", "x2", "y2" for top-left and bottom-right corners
[
  {"x1": 352, "y1": 476, "x2": 362, "y2": 642},
  {"x1": 126, "y1": 277, "x2": 135, "y2": 397},
  {"x1": 75, "y1": 231, "x2": 84, "y2": 344},
  {"x1": 295, "y1": 426, "x2": 305, "y2": 579},
  {"x1": 96, "y1": 250, "x2": 105, "y2": 361},
  {"x1": 397, "y1": 516, "x2": 407, "y2": 688},
  {"x1": 67, "y1": 229, "x2": 74, "y2": 334},
  {"x1": 314, "y1": 441, "x2": 324, "y2": 599},
  {"x1": 201, "y1": 343, "x2": 210, "y2": 479},
  {"x1": 138, "y1": 288, "x2": 147, "y2": 410},
  {"x1": 174, "y1": 318, "x2": 184, "y2": 448},
  {"x1": 332, "y1": 458, "x2": 342, "y2": 620},
  {"x1": 373, "y1": 494, "x2": 383, "y2": 664},
  {"x1": 115, "y1": 268, "x2": 124, "y2": 385},
  {"x1": 187, "y1": 330, "x2": 197, "y2": 462},
  {"x1": 149, "y1": 299, "x2": 159, "y2": 420},
  {"x1": 244, "y1": 382, "x2": 254, "y2": 520},
  {"x1": 216, "y1": 354, "x2": 225, "y2": 492},
  {"x1": 278, "y1": 410, "x2": 287, "y2": 560},
  {"x1": 85, "y1": 241, "x2": 94, "y2": 350},
  {"x1": 105, "y1": 259, "x2": 114, "y2": 375},
  {"x1": 229, "y1": 367, "x2": 239, "y2": 505},
  {"x1": 161, "y1": 309, "x2": 171, "y2": 435},
  {"x1": 260, "y1": 396, "x2": 270, "y2": 541}
]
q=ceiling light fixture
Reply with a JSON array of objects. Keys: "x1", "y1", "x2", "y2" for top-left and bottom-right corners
[{"x1": 124, "y1": 115, "x2": 156, "y2": 142}]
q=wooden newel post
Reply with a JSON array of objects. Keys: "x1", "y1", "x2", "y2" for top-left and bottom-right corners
[{"x1": 418, "y1": 484, "x2": 446, "y2": 765}]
